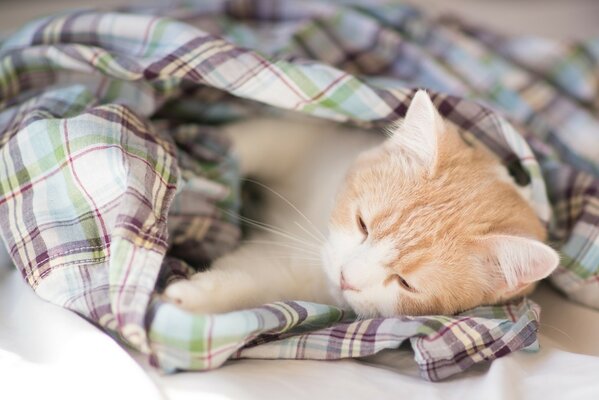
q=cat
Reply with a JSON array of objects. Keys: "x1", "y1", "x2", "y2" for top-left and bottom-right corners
[{"x1": 163, "y1": 91, "x2": 560, "y2": 317}]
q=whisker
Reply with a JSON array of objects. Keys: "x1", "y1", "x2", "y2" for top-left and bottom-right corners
[
  {"x1": 241, "y1": 250, "x2": 322, "y2": 261},
  {"x1": 243, "y1": 177, "x2": 327, "y2": 242},
  {"x1": 241, "y1": 240, "x2": 321, "y2": 255},
  {"x1": 539, "y1": 323, "x2": 575, "y2": 343},
  {"x1": 235, "y1": 255, "x2": 322, "y2": 264},
  {"x1": 221, "y1": 207, "x2": 320, "y2": 249},
  {"x1": 220, "y1": 207, "x2": 301, "y2": 240},
  {"x1": 272, "y1": 258, "x2": 322, "y2": 263},
  {"x1": 294, "y1": 221, "x2": 324, "y2": 245},
  {"x1": 253, "y1": 251, "x2": 322, "y2": 260}
]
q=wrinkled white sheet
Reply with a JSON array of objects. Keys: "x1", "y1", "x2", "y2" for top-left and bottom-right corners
[
  {"x1": 0, "y1": 246, "x2": 163, "y2": 400},
  {"x1": 2, "y1": 243, "x2": 599, "y2": 400}
]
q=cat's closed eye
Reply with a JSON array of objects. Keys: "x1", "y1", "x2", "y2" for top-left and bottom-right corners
[
  {"x1": 357, "y1": 214, "x2": 368, "y2": 237},
  {"x1": 396, "y1": 275, "x2": 415, "y2": 292}
]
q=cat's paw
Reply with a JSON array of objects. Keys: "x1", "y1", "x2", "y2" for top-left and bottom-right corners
[{"x1": 163, "y1": 276, "x2": 221, "y2": 314}]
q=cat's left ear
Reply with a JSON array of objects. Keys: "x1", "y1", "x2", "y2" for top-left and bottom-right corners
[
  {"x1": 388, "y1": 90, "x2": 444, "y2": 175},
  {"x1": 480, "y1": 234, "x2": 560, "y2": 294}
]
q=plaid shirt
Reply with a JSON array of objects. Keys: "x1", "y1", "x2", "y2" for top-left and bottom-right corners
[{"x1": 0, "y1": 0, "x2": 597, "y2": 381}]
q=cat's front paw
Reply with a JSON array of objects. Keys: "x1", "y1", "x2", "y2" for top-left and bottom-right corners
[{"x1": 163, "y1": 276, "x2": 221, "y2": 314}]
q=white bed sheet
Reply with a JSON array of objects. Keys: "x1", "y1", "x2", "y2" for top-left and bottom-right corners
[
  {"x1": 2, "y1": 243, "x2": 599, "y2": 400},
  {"x1": 0, "y1": 246, "x2": 163, "y2": 400}
]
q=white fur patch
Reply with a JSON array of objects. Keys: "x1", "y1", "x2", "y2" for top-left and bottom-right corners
[{"x1": 322, "y1": 228, "x2": 401, "y2": 316}]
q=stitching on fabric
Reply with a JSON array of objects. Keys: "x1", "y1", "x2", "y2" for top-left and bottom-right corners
[{"x1": 24, "y1": 245, "x2": 107, "y2": 276}]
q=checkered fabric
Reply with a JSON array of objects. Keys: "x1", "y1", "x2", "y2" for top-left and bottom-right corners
[{"x1": 1, "y1": 0, "x2": 597, "y2": 381}]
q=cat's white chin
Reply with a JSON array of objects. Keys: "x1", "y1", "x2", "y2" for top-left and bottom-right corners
[
  {"x1": 321, "y1": 232, "x2": 400, "y2": 317},
  {"x1": 320, "y1": 244, "x2": 349, "y2": 309},
  {"x1": 341, "y1": 287, "x2": 399, "y2": 318}
]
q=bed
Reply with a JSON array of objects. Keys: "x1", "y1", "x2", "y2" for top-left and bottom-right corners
[
  {"x1": 1, "y1": 1, "x2": 599, "y2": 399},
  {"x1": 2, "y1": 244, "x2": 599, "y2": 399}
]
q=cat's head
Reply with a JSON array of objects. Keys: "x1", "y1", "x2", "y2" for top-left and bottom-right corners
[{"x1": 321, "y1": 90, "x2": 559, "y2": 317}]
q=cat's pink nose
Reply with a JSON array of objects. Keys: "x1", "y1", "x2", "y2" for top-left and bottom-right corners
[{"x1": 340, "y1": 272, "x2": 359, "y2": 292}]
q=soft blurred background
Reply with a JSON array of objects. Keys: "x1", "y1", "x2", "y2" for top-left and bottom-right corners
[{"x1": 1, "y1": 0, "x2": 599, "y2": 38}]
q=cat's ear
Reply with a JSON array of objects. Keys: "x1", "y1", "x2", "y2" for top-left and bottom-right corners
[
  {"x1": 480, "y1": 234, "x2": 559, "y2": 292},
  {"x1": 388, "y1": 90, "x2": 443, "y2": 175}
]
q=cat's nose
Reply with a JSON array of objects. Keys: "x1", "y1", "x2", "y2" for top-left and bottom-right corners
[{"x1": 340, "y1": 272, "x2": 359, "y2": 292}]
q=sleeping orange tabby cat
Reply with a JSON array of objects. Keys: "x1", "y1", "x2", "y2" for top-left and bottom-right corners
[{"x1": 165, "y1": 91, "x2": 559, "y2": 317}]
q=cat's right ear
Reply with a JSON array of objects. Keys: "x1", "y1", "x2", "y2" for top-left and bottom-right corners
[{"x1": 387, "y1": 90, "x2": 443, "y2": 176}]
